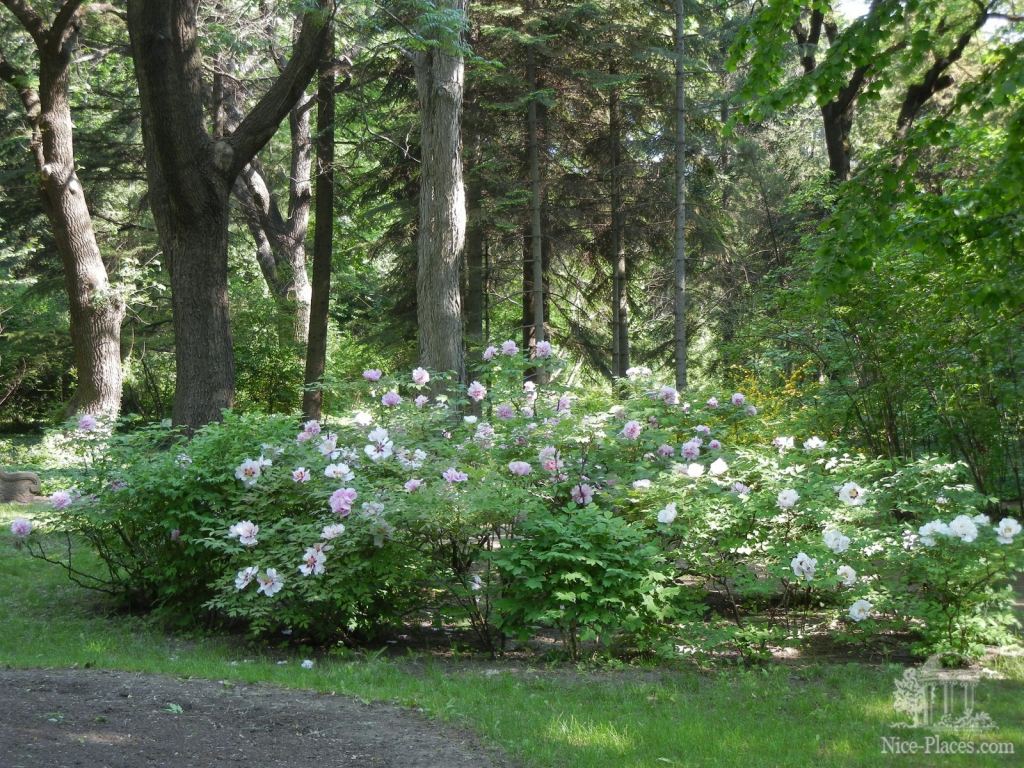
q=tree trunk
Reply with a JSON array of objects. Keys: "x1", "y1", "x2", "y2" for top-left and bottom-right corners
[
  {"x1": 464, "y1": 100, "x2": 485, "y2": 345},
  {"x1": 126, "y1": 0, "x2": 331, "y2": 429},
  {"x1": 302, "y1": 37, "x2": 335, "y2": 421},
  {"x1": 413, "y1": 0, "x2": 467, "y2": 381},
  {"x1": 525, "y1": 42, "x2": 545, "y2": 352},
  {"x1": 0, "y1": 1, "x2": 124, "y2": 418},
  {"x1": 609, "y1": 67, "x2": 629, "y2": 378},
  {"x1": 673, "y1": 0, "x2": 687, "y2": 390}
]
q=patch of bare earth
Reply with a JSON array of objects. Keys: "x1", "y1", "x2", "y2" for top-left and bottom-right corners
[{"x1": 0, "y1": 668, "x2": 513, "y2": 768}]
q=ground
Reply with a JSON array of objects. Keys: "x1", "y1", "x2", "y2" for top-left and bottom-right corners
[
  {"x1": 2, "y1": 502, "x2": 1023, "y2": 768},
  {"x1": 0, "y1": 668, "x2": 511, "y2": 768}
]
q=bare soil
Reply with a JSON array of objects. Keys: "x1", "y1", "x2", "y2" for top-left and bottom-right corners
[{"x1": 0, "y1": 668, "x2": 513, "y2": 768}]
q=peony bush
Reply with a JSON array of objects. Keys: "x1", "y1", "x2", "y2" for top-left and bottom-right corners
[{"x1": 16, "y1": 345, "x2": 1023, "y2": 660}]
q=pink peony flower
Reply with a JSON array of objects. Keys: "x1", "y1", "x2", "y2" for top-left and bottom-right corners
[
  {"x1": 706, "y1": 397, "x2": 719, "y2": 409},
  {"x1": 329, "y1": 487, "x2": 358, "y2": 516},
  {"x1": 681, "y1": 440, "x2": 701, "y2": 460},
  {"x1": 414, "y1": 394, "x2": 429, "y2": 408},
  {"x1": 292, "y1": 467, "x2": 311, "y2": 483},
  {"x1": 621, "y1": 420, "x2": 643, "y2": 440},
  {"x1": 534, "y1": 340, "x2": 552, "y2": 358},
  {"x1": 482, "y1": 345, "x2": 498, "y2": 361},
  {"x1": 404, "y1": 478, "x2": 424, "y2": 493},
  {"x1": 10, "y1": 518, "x2": 32, "y2": 538},
  {"x1": 235, "y1": 566, "x2": 258, "y2": 590},
  {"x1": 731, "y1": 392, "x2": 745, "y2": 407},
  {"x1": 411, "y1": 367, "x2": 430, "y2": 386},
  {"x1": 496, "y1": 403, "x2": 515, "y2": 420},
  {"x1": 362, "y1": 369, "x2": 382, "y2": 382},
  {"x1": 50, "y1": 490, "x2": 73, "y2": 510},
  {"x1": 501, "y1": 340, "x2": 519, "y2": 356},
  {"x1": 442, "y1": 467, "x2": 468, "y2": 483},
  {"x1": 381, "y1": 390, "x2": 402, "y2": 407},
  {"x1": 467, "y1": 381, "x2": 487, "y2": 402},
  {"x1": 77, "y1": 414, "x2": 98, "y2": 432},
  {"x1": 658, "y1": 443, "x2": 675, "y2": 457},
  {"x1": 708, "y1": 439, "x2": 722, "y2": 450},
  {"x1": 746, "y1": 404, "x2": 758, "y2": 416},
  {"x1": 508, "y1": 460, "x2": 532, "y2": 476},
  {"x1": 571, "y1": 483, "x2": 595, "y2": 506},
  {"x1": 659, "y1": 386, "x2": 680, "y2": 405},
  {"x1": 297, "y1": 419, "x2": 321, "y2": 442}
]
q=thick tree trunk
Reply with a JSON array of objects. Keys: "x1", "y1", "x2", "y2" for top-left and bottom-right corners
[
  {"x1": 413, "y1": 0, "x2": 467, "y2": 381},
  {"x1": 302, "y1": 38, "x2": 335, "y2": 421},
  {"x1": 608, "y1": 69, "x2": 629, "y2": 378},
  {"x1": 127, "y1": 0, "x2": 331, "y2": 429},
  {"x1": 0, "y1": 1, "x2": 124, "y2": 418},
  {"x1": 673, "y1": 0, "x2": 687, "y2": 390}
]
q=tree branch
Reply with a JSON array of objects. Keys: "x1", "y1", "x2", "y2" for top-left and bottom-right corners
[
  {"x1": 223, "y1": 1, "x2": 335, "y2": 180},
  {"x1": 895, "y1": 10, "x2": 988, "y2": 137},
  {"x1": 0, "y1": 0, "x2": 46, "y2": 46}
]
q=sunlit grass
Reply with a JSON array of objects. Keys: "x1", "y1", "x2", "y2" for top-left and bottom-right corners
[{"x1": 1, "y1": 502, "x2": 1021, "y2": 767}]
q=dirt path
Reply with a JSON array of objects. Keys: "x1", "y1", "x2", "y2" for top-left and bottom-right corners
[{"x1": 0, "y1": 668, "x2": 513, "y2": 768}]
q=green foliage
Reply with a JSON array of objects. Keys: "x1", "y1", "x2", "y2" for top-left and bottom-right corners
[
  {"x1": 491, "y1": 505, "x2": 678, "y2": 659},
  {"x1": 16, "y1": 351, "x2": 1023, "y2": 661}
]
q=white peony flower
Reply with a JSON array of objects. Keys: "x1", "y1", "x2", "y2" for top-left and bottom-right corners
[
  {"x1": 632, "y1": 479, "x2": 652, "y2": 490},
  {"x1": 947, "y1": 514, "x2": 978, "y2": 543},
  {"x1": 353, "y1": 411, "x2": 373, "y2": 427},
  {"x1": 301, "y1": 659, "x2": 315, "y2": 670},
  {"x1": 299, "y1": 547, "x2": 326, "y2": 576},
  {"x1": 657, "y1": 502, "x2": 678, "y2": 525},
  {"x1": 918, "y1": 519, "x2": 950, "y2": 547},
  {"x1": 995, "y1": 517, "x2": 1021, "y2": 545},
  {"x1": 790, "y1": 552, "x2": 817, "y2": 581},
  {"x1": 256, "y1": 568, "x2": 284, "y2": 596},
  {"x1": 228, "y1": 520, "x2": 259, "y2": 547},
  {"x1": 324, "y1": 463, "x2": 354, "y2": 481},
  {"x1": 848, "y1": 599, "x2": 873, "y2": 622},
  {"x1": 234, "y1": 566, "x2": 258, "y2": 590},
  {"x1": 823, "y1": 528, "x2": 851, "y2": 554},
  {"x1": 709, "y1": 458, "x2": 729, "y2": 477},
  {"x1": 837, "y1": 565, "x2": 857, "y2": 587},
  {"x1": 777, "y1": 489, "x2": 800, "y2": 510},
  {"x1": 837, "y1": 482, "x2": 866, "y2": 506},
  {"x1": 685, "y1": 463, "x2": 705, "y2": 478},
  {"x1": 321, "y1": 523, "x2": 346, "y2": 540},
  {"x1": 234, "y1": 459, "x2": 263, "y2": 488}
]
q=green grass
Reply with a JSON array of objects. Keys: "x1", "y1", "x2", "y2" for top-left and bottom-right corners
[{"x1": 1, "y1": 502, "x2": 1022, "y2": 767}]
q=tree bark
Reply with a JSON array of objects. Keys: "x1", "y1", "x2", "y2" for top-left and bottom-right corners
[
  {"x1": 0, "y1": 0, "x2": 124, "y2": 417},
  {"x1": 608, "y1": 63, "x2": 629, "y2": 378},
  {"x1": 673, "y1": 0, "x2": 687, "y2": 390},
  {"x1": 525, "y1": 41, "x2": 545, "y2": 351},
  {"x1": 126, "y1": 0, "x2": 331, "y2": 429},
  {"x1": 302, "y1": 36, "x2": 335, "y2": 421},
  {"x1": 464, "y1": 98, "x2": 485, "y2": 344},
  {"x1": 413, "y1": 0, "x2": 467, "y2": 381}
]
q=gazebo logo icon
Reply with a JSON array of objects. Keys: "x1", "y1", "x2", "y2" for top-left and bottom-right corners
[{"x1": 891, "y1": 655, "x2": 996, "y2": 732}]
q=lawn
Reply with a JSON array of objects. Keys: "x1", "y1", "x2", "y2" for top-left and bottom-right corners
[{"x1": 1, "y1": 502, "x2": 1021, "y2": 768}]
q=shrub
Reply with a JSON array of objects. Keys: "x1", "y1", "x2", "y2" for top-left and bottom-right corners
[{"x1": 17, "y1": 347, "x2": 1024, "y2": 659}]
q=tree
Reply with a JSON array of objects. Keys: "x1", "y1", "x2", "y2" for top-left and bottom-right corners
[
  {"x1": 125, "y1": 0, "x2": 333, "y2": 429},
  {"x1": 673, "y1": 0, "x2": 687, "y2": 389},
  {"x1": 413, "y1": 0, "x2": 468, "y2": 381},
  {"x1": 0, "y1": 0, "x2": 124, "y2": 417},
  {"x1": 732, "y1": 0, "x2": 995, "y2": 181},
  {"x1": 303, "y1": 35, "x2": 336, "y2": 421}
]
